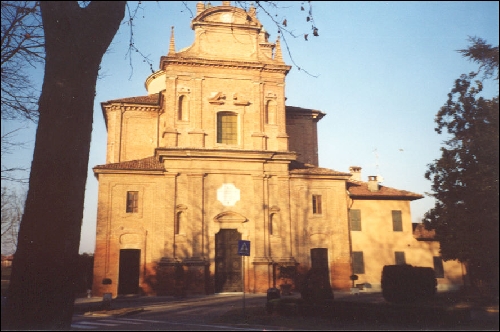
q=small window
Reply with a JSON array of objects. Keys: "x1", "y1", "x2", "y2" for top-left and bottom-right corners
[
  {"x1": 312, "y1": 195, "x2": 322, "y2": 214},
  {"x1": 217, "y1": 112, "x2": 237, "y2": 144},
  {"x1": 392, "y1": 210, "x2": 403, "y2": 231},
  {"x1": 395, "y1": 251, "x2": 406, "y2": 265},
  {"x1": 349, "y1": 209, "x2": 361, "y2": 231},
  {"x1": 352, "y1": 251, "x2": 365, "y2": 274},
  {"x1": 178, "y1": 95, "x2": 188, "y2": 121},
  {"x1": 126, "y1": 191, "x2": 138, "y2": 213},
  {"x1": 433, "y1": 256, "x2": 444, "y2": 278}
]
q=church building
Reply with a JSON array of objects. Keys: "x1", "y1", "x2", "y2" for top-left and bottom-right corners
[{"x1": 92, "y1": 1, "x2": 463, "y2": 297}]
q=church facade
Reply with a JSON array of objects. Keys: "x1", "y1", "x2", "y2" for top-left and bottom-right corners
[{"x1": 91, "y1": 2, "x2": 463, "y2": 297}]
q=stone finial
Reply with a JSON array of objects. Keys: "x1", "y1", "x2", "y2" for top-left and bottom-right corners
[
  {"x1": 222, "y1": 1, "x2": 231, "y2": 6},
  {"x1": 196, "y1": 2, "x2": 204, "y2": 15},
  {"x1": 249, "y1": 5, "x2": 256, "y2": 18},
  {"x1": 168, "y1": 26, "x2": 176, "y2": 56},
  {"x1": 274, "y1": 35, "x2": 283, "y2": 62}
]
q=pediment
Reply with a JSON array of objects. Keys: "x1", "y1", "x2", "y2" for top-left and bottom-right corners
[
  {"x1": 214, "y1": 211, "x2": 248, "y2": 223},
  {"x1": 194, "y1": 7, "x2": 260, "y2": 27}
]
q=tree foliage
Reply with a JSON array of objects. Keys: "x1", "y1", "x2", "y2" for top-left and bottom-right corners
[{"x1": 424, "y1": 37, "x2": 499, "y2": 288}]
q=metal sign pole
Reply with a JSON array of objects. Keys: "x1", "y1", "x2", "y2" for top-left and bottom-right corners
[
  {"x1": 242, "y1": 255, "x2": 245, "y2": 317},
  {"x1": 237, "y1": 239, "x2": 250, "y2": 318}
]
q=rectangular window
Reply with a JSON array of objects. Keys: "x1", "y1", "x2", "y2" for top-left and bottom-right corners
[
  {"x1": 126, "y1": 191, "x2": 138, "y2": 213},
  {"x1": 312, "y1": 195, "x2": 322, "y2": 214},
  {"x1": 395, "y1": 251, "x2": 406, "y2": 265},
  {"x1": 392, "y1": 210, "x2": 403, "y2": 231},
  {"x1": 433, "y1": 256, "x2": 445, "y2": 278},
  {"x1": 352, "y1": 251, "x2": 365, "y2": 274},
  {"x1": 217, "y1": 112, "x2": 237, "y2": 144},
  {"x1": 349, "y1": 209, "x2": 361, "y2": 231}
]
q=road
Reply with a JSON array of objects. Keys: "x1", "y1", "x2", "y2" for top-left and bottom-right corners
[
  {"x1": 71, "y1": 292, "x2": 499, "y2": 331},
  {"x1": 72, "y1": 294, "x2": 279, "y2": 331}
]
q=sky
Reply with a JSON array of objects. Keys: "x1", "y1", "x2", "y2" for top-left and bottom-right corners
[{"x1": 1, "y1": 1, "x2": 499, "y2": 255}]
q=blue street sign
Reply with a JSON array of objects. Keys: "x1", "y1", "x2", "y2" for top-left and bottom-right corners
[{"x1": 237, "y1": 240, "x2": 250, "y2": 256}]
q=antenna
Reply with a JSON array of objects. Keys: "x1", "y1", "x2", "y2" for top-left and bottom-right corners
[
  {"x1": 373, "y1": 148, "x2": 379, "y2": 175},
  {"x1": 373, "y1": 148, "x2": 384, "y2": 183}
]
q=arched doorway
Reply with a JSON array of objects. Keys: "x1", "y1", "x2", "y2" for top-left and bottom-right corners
[{"x1": 215, "y1": 229, "x2": 242, "y2": 292}]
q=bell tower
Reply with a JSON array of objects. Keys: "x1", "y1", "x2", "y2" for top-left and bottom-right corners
[{"x1": 145, "y1": 2, "x2": 292, "y2": 153}]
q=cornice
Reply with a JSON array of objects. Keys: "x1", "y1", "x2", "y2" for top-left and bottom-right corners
[
  {"x1": 103, "y1": 104, "x2": 161, "y2": 113},
  {"x1": 160, "y1": 56, "x2": 291, "y2": 74},
  {"x1": 290, "y1": 173, "x2": 352, "y2": 181},
  {"x1": 155, "y1": 148, "x2": 296, "y2": 162},
  {"x1": 93, "y1": 169, "x2": 165, "y2": 176}
]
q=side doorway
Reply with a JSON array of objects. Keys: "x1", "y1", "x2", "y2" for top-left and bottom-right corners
[
  {"x1": 311, "y1": 248, "x2": 329, "y2": 271},
  {"x1": 215, "y1": 229, "x2": 242, "y2": 293},
  {"x1": 306, "y1": 248, "x2": 334, "y2": 300},
  {"x1": 118, "y1": 249, "x2": 140, "y2": 295}
]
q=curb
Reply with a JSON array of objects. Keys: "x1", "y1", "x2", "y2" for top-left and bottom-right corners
[{"x1": 83, "y1": 307, "x2": 144, "y2": 317}]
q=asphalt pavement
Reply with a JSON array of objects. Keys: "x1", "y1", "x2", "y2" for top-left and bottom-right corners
[{"x1": 73, "y1": 289, "x2": 499, "y2": 326}]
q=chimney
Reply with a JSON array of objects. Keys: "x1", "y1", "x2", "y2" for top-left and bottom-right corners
[
  {"x1": 368, "y1": 175, "x2": 379, "y2": 192},
  {"x1": 349, "y1": 166, "x2": 362, "y2": 181}
]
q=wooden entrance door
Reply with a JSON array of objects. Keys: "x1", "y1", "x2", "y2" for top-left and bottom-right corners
[
  {"x1": 311, "y1": 248, "x2": 329, "y2": 270},
  {"x1": 118, "y1": 249, "x2": 140, "y2": 295},
  {"x1": 215, "y1": 229, "x2": 242, "y2": 293}
]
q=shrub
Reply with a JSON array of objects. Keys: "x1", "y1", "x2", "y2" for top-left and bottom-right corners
[
  {"x1": 299, "y1": 267, "x2": 334, "y2": 303},
  {"x1": 271, "y1": 298, "x2": 302, "y2": 316},
  {"x1": 381, "y1": 264, "x2": 437, "y2": 303}
]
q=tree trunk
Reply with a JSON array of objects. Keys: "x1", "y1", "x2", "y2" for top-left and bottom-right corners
[{"x1": 4, "y1": 2, "x2": 125, "y2": 329}]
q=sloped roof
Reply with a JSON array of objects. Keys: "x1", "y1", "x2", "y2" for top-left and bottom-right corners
[
  {"x1": 104, "y1": 93, "x2": 161, "y2": 105},
  {"x1": 347, "y1": 180, "x2": 423, "y2": 200},
  {"x1": 93, "y1": 156, "x2": 165, "y2": 171},
  {"x1": 285, "y1": 106, "x2": 326, "y2": 120},
  {"x1": 413, "y1": 223, "x2": 437, "y2": 240},
  {"x1": 289, "y1": 160, "x2": 351, "y2": 176}
]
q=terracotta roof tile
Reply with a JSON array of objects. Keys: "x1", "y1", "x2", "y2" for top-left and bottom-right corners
[
  {"x1": 106, "y1": 93, "x2": 161, "y2": 105},
  {"x1": 93, "y1": 156, "x2": 165, "y2": 171},
  {"x1": 289, "y1": 160, "x2": 351, "y2": 176},
  {"x1": 347, "y1": 180, "x2": 423, "y2": 200},
  {"x1": 286, "y1": 106, "x2": 326, "y2": 119}
]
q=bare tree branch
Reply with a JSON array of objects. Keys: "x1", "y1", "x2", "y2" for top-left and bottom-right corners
[
  {"x1": 1, "y1": 186, "x2": 25, "y2": 254},
  {"x1": 1, "y1": 127, "x2": 30, "y2": 183},
  {"x1": 1, "y1": 1, "x2": 44, "y2": 122},
  {"x1": 124, "y1": 1, "x2": 155, "y2": 79}
]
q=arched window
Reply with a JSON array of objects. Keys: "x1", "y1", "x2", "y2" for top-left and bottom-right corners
[
  {"x1": 265, "y1": 100, "x2": 276, "y2": 124},
  {"x1": 178, "y1": 95, "x2": 188, "y2": 121},
  {"x1": 217, "y1": 112, "x2": 238, "y2": 144}
]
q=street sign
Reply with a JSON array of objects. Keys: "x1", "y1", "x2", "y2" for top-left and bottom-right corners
[{"x1": 237, "y1": 240, "x2": 250, "y2": 256}]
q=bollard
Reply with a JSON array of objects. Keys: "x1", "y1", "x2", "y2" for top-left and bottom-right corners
[
  {"x1": 102, "y1": 293, "x2": 112, "y2": 310},
  {"x1": 267, "y1": 287, "x2": 281, "y2": 301},
  {"x1": 266, "y1": 287, "x2": 281, "y2": 314}
]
